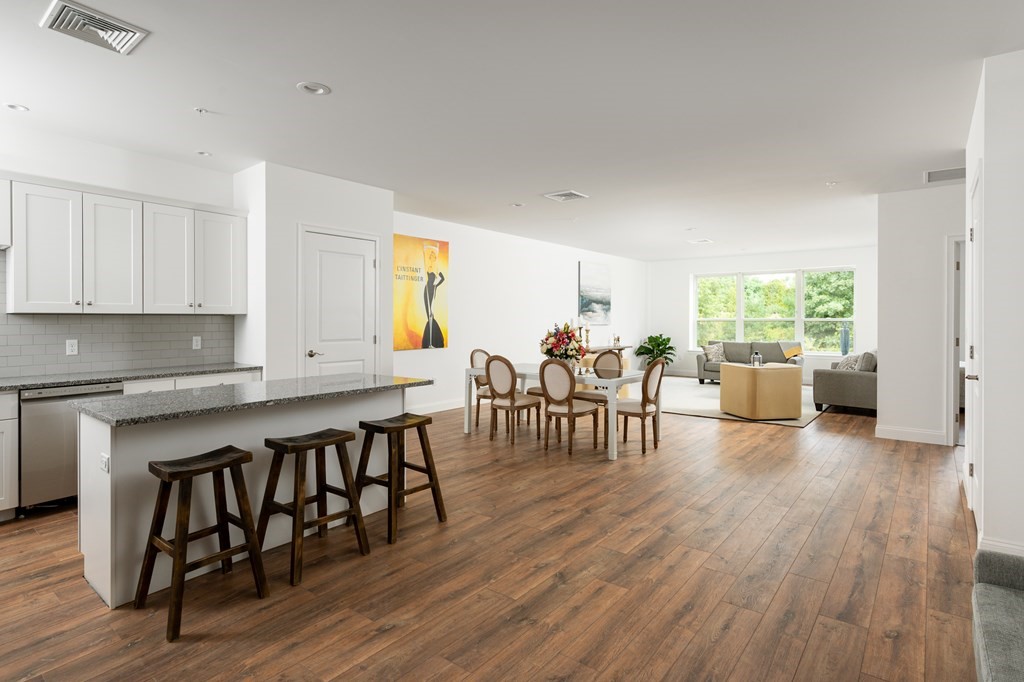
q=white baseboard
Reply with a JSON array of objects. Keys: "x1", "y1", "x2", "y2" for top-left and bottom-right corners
[
  {"x1": 874, "y1": 425, "x2": 950, "y2": 445},
  {"x1": 405, "y1": 397, "x2": 466, "y2": 415},
  {"x1": 978, "y1": 535, "x2": 1024, "y2": 557}
]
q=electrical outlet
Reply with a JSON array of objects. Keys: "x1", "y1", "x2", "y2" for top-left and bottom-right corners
[
  {"x1": 99, "y1": 453, "x2": 110, "y2": 473},
  {"x1": 66, "y1": 339, "x2": 78, "y2": 356},
  {"x1": 192, "y1": 336, "x2": 202, "y2": 350}
]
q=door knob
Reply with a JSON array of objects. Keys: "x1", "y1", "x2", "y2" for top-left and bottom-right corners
[
  {"x1": 966, "y1": 374, "x2": 979, "y2": 381},
  {"x1": 307, "y1": 350, "x2": 324, "y2": 358}
]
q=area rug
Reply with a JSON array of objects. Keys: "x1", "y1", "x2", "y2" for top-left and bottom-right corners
[{"x1": 658, "y1": 377, "x2": 824, "y2": 428}]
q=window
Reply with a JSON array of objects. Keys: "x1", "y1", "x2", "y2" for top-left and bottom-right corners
[
  {"x1": 802, "y1": 269, "x2": 854, "y2": 352},
  {"x1": 693, "y1": 268, "x2": 854, "y2": 351},
  {"x1": 695, "y1": 275, "x2": 737, "y2": 346}
]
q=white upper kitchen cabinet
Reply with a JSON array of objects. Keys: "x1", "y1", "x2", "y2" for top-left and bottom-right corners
[
  {"x1": 143, "y1": 203, "x2": 195, "y2": 314},
  {"x1": 8, "y1": 182, "x2": 83, "y2": 313},
  {"x1": 0, "y1": 179, "x2": 11, "y2": 248},
  {"x1": 84, "y1": 194, "x2": 143, "y2": 313},
  {"x1": 195, "y1": 211, "x2": 247, "y2": 314}
]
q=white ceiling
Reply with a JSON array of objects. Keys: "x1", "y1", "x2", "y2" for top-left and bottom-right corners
[{"x1": 2, "y1": 1, "x2": 1023, "y2": 260}]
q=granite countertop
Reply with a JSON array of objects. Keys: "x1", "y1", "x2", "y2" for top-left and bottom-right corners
[
  {"x1": 70, "y1": 373, "x2": 433, "y2": 427},
  {"x1": 0, "y1": 363, "x2": 263, "y2": 392}
]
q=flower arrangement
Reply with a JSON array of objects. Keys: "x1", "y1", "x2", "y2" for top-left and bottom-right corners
[{"x1": 540, "y1": 323, "x2": 587, "y2": 363}]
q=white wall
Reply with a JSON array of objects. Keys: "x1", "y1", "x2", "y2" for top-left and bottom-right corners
[
  {"x1": 0, "y1": 122, "x2": 233, "y2": 206},
  {"x1": 392, "y1": 212, "x2": 649, "y2": 413},
  {"x1": 876, "y1": 184, "x2": 964, "y2": 444},
  {"x1": 969, "y1": 50, "x2": 1024, "y2": 556},
  {"x1": 648, "y1": 246, "x2": 879, "y2": 383},
  {"x1": 233, "y1": 163, "x2": 394, "y2": 379}
]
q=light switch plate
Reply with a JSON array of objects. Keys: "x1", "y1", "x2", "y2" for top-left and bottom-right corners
[
  {"x1": 99, "y1": 453, "x2": 110, "y2": 473},
  {"x1": 66, "y1": 339, "x2": 78, "y2": 355},
  {"x1": 192, "y1": 336, "x2": 202, "y2": 350}
]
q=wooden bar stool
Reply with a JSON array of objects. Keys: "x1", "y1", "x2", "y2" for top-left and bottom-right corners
[
  {"x1": 134, "y1": 445, "x2": 268, "y2": 642},
  {"x1": 257, "y1": 427, "x2": 369, "y2": 586},
  {"x1": 356, "y1": 413, "x2": 446, "y2": 544}
]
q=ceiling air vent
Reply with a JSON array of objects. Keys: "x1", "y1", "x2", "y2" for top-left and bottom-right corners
[
  {"x1": 543, "y1": 190, "x2": 589, "y2": 203},
  {"x1": 39, "y1": 0, "x2": 149, "y2": 55},
  {"x1": 925, "y1": 167, "x2": 966, "y2": 184}
]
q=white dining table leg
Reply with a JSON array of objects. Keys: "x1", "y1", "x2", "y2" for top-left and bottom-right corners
[
  {"x1": 464, "y1": 369, "x2": 474, "y2": 433},
  {"x1": 606, "y1": 384, "x2": 618, "y2": 460}
]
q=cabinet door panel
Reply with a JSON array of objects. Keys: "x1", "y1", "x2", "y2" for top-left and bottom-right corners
[
  {"x1": 9, "y1": 182, "x2": 83, "y2": 313},
  {"x1": 84, "y1": 194, "x2": 143, "y2": 313},
  {"x1": 0, "y1": 179, "x2": 11, "y2": 247},
  {"x1": 0, "y1": 419, "x2": 18, "y2": 512},
  {"x1": 143, "y1": 203, "x2": 195, "y2": 314},
  {"x1": 195, "y1": 211, "x2": 246, "y2": 314}
]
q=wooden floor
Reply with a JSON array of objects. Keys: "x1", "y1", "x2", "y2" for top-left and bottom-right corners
[{"x1": 0, "y1": 403, "x2": 977, "y2": 681}]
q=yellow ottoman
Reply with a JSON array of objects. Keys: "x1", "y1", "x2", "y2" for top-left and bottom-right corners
[{"x1": 720, "y1": 362, "x2": 803, "y2": 420}]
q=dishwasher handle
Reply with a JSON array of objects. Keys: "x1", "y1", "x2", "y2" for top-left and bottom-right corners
[{"x1": 20, "y1": 382, "x2": 124, "y2": 400}]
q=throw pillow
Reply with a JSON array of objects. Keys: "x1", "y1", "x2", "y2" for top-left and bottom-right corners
[
  {"x1": 836, "y1": 353, "x2": 860, "y2": 371},
  {"x1": 856, "y1": 350, "x2": 877, "y2": 373},
  {"x1": 782, "y1": 343, "x2": 803, "y2": 359},
  {"x1": 702, "y1": 343, "x2": 726, "y2": 363}
]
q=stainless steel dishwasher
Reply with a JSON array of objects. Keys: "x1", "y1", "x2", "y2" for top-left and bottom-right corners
[{"x1": 20, "y1": 382, "x2": 123, "y2": 507}]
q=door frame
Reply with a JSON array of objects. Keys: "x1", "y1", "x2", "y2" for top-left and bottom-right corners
[
  {"x1": 964, "y1": 166, "x2": 983, "y2": 516},
  {"x1": 295, "y1": 223, "x2": 381, "y2": 378},
  {"x1": 945, "y1": 235, "x2": 965, "y2": 447}
]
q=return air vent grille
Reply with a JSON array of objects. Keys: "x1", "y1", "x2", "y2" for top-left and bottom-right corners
[
  {"x1": 39, "y1": 0, "x2": 149, "y2": 55},
  {"x1": 925, "y1": 167, "x2": 966, "y2": 184},
  {"x1": 543, "y1": 190, "x2": 589, "y2": 203}
]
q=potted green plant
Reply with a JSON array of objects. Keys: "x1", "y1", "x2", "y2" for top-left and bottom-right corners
[{"x1": 635, "y1": 334, "x2": 676, "y2": 366}]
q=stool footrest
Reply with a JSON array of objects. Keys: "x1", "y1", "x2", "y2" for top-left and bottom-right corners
[
  {"x1": 185, "y1": 543, "x2": 252, "y2": 574},
  {"x1": 323, "y1": 483, "x2": 352, "y2": 500},
  {"x1": 403, "y1": 481, "x2": 434, "y2": 496},
  {"x1": 361, "y1": 474, "x2": 389, "y2": 487},
  {"x1": 403, "y1": 462, "x2": 428, "y2": 475},
  {"x1": 302, "y1": 508, "x2": 355, "y2": 530}
]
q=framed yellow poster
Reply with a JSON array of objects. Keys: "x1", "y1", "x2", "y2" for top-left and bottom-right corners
[{"x1": 393, "y1": 234, "x2": 449, "y2": 350}]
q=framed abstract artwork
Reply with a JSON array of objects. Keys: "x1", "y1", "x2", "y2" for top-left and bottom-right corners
[{"x1": 578, "y1": 261, "x2": 611, "y2": 325}]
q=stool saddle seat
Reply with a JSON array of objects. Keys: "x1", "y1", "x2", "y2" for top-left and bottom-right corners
[
  {"x1": 359, "y1": 412, "x2": 432, "y2": 433},
  {"x1": 265, "y1": 427, "x2": 355, "y2": 454},
  {"x1": 149, "y1": 445, "x2": 252, "y2": 482}
]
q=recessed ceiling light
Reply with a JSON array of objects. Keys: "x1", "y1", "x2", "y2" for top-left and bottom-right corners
[
  {"x1": 825, "y1": 180, "x2": 838, "y2": 188},
  {"x1": 296, "y1": 81, "x2": 331, "y2": 96},
  {"x1": 684, "y1": 227, "x2": 698, "y2": 232},
  {"x1": 688, "y1": 238, "x2": 714, "y2": 245},
  {"x1": 510, "y1": 202, "x2": 524, "y2": 208},
  {"x1": 5, "y1": 103, "x2": 29, "y2": 112},
  {"x1": 193, "y1": 107, "x2": 209, "y2": 115},
  {"x1": 196, "y1": 150, "x2": 212, "y2": 157}
]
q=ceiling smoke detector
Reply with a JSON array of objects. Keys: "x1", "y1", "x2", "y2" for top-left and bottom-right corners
[
  {"x1": 543, "y1": 190, "x2": 589, "y2": 203},
  {"x1": 39, "y1": 0, "x2": 148, "y2": 55},
  {"x1": 925, "y1": 167, "x2": 967, "y2": 184}
]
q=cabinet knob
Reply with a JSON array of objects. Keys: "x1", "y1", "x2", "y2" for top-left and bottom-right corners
[
  {"x1": 197, "y1": 303, "x2": 203, "y2": 308},
  {"x1": 75, "y1": 300, "x2": 81, "y2": 305},
  {"x1": 188, "y1": 302, "x2": 194, "y2": 307},
  {"x1": 86, "y1": 301, "x2": 93, "y2": 306}
]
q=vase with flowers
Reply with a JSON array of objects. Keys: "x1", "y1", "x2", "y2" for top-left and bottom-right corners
[{"x1": 540, "y1": 322, "x2": 587, "y2": 372}]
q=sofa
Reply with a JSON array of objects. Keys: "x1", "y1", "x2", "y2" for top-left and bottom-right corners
[
  {"x1": 696, "y1": 341, "x2": 804, "y2": 384},
  {"x1": 812, "y1": 352, "x2": 877, "y2": 412},
  {"x1": 973, "y1": 549, "x2": 1024, "y2": 682}
]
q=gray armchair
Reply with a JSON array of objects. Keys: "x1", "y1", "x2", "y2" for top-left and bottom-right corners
[
  {"x1": 812, "y1": 360, "x2": 877, "y2": 411},
  {"x1": 973, "y1": 550, "x2": 1024, "y2": 681},
  {"x1": 696, "y1": 341, "x2": 804, "y2": 384}
]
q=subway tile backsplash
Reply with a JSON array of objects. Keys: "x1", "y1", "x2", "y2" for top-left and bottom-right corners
[{"x1": 0, "y1": 257, "x2": 234, "y2": 377}]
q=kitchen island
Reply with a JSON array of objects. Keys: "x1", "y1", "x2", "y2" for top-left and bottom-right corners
[{"x1": 71, "y1": 373, "x2": 432, "y2": 608}]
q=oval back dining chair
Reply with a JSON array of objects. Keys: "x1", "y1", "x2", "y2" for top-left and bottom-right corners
[
  {"x1": 485, "y1": 355, "x2": 541, "y2": 444},
  {"x1": 617, "y1": 358, "x2": 666, "y2": 454},
  {"x1": 470, "y1": 348, "x2": 491, "y2": 428},
  {"x1": 540, "y1": 359, "x2": 598, "y2": 455},
  {"x1": 574, "y1": 349, "x2": 621, "y2": 446}
]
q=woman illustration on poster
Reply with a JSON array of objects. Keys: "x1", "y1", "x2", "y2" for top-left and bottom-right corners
[{"x1": 422, "y1": 241, "x2": 445, "y2": 348}]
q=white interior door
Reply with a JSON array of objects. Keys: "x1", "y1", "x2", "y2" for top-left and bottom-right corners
[
  {"x1": 965, "y1": 168, "x2": 983, "y2": 515},
  {"x1": 301, "y1": 230, "x2": 377, "y2": 377}
]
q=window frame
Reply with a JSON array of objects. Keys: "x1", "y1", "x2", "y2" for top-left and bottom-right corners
[{"x1": 692, "y1": 267, "x2": 855, "y2": 352}]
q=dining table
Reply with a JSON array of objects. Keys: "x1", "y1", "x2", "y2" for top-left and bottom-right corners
[{"x1": 464, "y1": 362, "x2": 655, "y2": 460}]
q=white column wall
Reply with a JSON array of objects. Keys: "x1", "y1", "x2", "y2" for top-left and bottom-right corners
[
  {"x1": 233, "y1": 163, "x2": 394, "y2": 379},
  {"x1": 647, "y1": 246, "x2": 878, "y2": 384},
  {"x1": 875, "y1": 184, "x2": 964, "y2": 445},
  {"x1": 392, "y1": 212, "x2": 649, "y2": 414}
]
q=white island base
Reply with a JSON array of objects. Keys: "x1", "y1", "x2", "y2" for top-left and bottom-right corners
[{"x1": 79, "y1": 387, "x2": 410, "y2": 608}]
